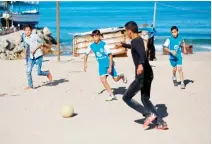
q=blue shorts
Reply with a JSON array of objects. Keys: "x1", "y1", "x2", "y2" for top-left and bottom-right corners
[
  {"x1": 169, "y1": 58, "x2": 182, "y2": 67},
  {"x1": 99, "y1": 65, "x2": 118, "y2": 78}
]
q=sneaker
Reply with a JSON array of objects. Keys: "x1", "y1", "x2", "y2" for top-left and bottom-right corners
[
  {"x1": 105, "y1": 95, "x2": 117, "y2": 101},
  {"x1": 24, "y1": 86, "x2": 33, "y2": 90},
  {"x1": 47, "y1": 72, "x2": 53, "y2": 81},
  {"x1": 156, "y1": 120, "x2": 168, "y2": 130},
  {"x1": 120, "y1": 73, "x2": 127, "y2": 83},
  {"x1": 172, "y1": 77, "x2": 178, "y2": 86},
  {"x1": 143, "y1": 113, "x2": 157, "y2": 128},
  {"x1": 181, "y1": 83, "x2": 185, "y2": 89}
]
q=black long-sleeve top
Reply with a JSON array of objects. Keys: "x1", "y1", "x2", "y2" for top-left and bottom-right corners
[{"x1": 122, "y1": 37, "x2": 153, "y2": 78}]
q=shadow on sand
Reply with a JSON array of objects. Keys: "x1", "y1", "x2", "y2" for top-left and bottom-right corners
[
  {"x1": 98, "y1": 87, "x2": 127, "y2": 95},
  {"x1": 177, "y1": 79, "x2": 194, "y2": 86},
  {"x1": 34, "y1": 78, "x2": 69, "y2": 89},
  {"x1": 98, "y1": 86, "x2": 169, "y2": 130}
]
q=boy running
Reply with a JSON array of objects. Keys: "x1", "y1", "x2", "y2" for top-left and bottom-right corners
[
  {"x1": 84, "y1": 30, "x2": 127, "y2": 101},
  {"x1": 163, "y1": 26, "x2": 187, "y2": 89},
  {"x1": 23, "y1": 25, "x2": 52, "y2": 90},
  {"x1": 116, "y1": 21, "x2": 168, "y2": 130}
]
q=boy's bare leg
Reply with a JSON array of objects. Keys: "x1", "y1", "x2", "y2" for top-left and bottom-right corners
[
  {"x1": 172, "y1": 67, "x2": 178, "y2": 86},
  {"x1": 100, "y1": 76, "x2": 116, "y2": 101},
  {"x1": 173, "y1": 67, "x2": 177, "y2": 77},
  {"x1": 177, "y1": 66, "x2": 185, "y2": 89},
  {"x1": 113, "y1": 73, "x2": 127, "y2": 83},
  {"x1": 113, "y1": 75, "x2": 122, "y2": 82},
  {"x1": 179, "y1": 71, "x2": 184, "y2": 82}
]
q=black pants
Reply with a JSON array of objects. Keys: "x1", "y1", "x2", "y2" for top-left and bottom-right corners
[
  {"x1": 147, "y1": 36, "x2": 156, "y2": 61},
  {"x1": 122, "y1": 73, "x2": 161, "y2": 119}
]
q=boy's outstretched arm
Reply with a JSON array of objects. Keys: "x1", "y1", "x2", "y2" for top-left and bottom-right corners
[
  {"x1": 121, "y1": 42, "x2": 131, "y2": 49},
  {"x1": 115, "y1": 42, "x2": 131, "y2": 49}
]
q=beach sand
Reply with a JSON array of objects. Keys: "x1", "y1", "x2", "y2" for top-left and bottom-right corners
[{"x1": 0, "y1": 52, "x2": 210, "y2": 144}]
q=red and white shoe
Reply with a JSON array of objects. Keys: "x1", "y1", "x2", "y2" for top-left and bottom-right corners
[
  {"x1": 143, "y1": 114, "x2": 157, "y2": 129},
  {"x1": 156, "y1": 120, "x2": 168, "y2": 130}
]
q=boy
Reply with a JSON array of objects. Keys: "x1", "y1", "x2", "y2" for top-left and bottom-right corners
[
  {"x1": 116, "y1": 21, "x2": 168, "y2": 130},
  {"x1": 23, "y1": 25, "x2": 52, "y2": 90},
  {"x1": 163, "y1": 26, "x2": 187, "y2": 89},
  {"x1": 84, "y1": 30, "x2": 127, "y2": 101}
]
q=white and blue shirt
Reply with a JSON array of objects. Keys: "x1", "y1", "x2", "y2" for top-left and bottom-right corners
[
  {"x1": 163, "y1": 35, "x2": 184, "y2": 59},
  {"x1": 85, "y1": 40, "x2": 111, "y2": 67}
]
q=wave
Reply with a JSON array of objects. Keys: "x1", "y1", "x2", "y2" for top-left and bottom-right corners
[{"x1": 193, "y1": 45, "x2": 211, "y2": 50}]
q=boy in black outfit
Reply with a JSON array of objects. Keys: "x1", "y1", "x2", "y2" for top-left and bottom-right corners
[{"x1": 116, "y1": 21, "x2": 168, "y2": 130}]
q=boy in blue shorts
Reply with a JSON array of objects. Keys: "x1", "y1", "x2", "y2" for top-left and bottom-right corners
[
  {"x1": 163, "y1": 26, "x2": 187, "y2": 89},
  {"x1": 84, "y1": 30, "x2": 127, "y2": 101}
]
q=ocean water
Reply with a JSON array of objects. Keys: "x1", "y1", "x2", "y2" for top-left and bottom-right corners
[{"x1": 13, "y1": 1, "x2": 212, "y2": 54}]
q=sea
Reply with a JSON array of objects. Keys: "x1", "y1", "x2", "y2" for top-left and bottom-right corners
[{"x1": 6, "y1": 1, "x2": 212, "y2": 54}]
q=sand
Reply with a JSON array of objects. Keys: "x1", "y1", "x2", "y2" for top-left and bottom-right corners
[{"x1": 0, "y1": 52, "x2": 210, "y2": 144}]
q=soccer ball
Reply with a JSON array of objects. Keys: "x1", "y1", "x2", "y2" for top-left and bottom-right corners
[{"x1": 61, "y1": 105, "x2": 74, "y2": 118}]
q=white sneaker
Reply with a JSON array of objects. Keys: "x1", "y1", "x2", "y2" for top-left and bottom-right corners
[
  {"x1": 105, "y1": 95, "x2": 117, "y2": 101},
  {"x1": 172, "y1": 76, "x2": 178, "y2": 86},
  {"x1": 120, "y1": 73, "x2": 127, "y2": 83},
  {"x1": 181, "y1": 83, "x2": 185, "y2": 89}
]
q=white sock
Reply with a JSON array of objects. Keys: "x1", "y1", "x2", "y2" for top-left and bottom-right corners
[
  {"x1": 181, "y1": 81, "x2": 184, "y2": 85},
  {"x1": 109, "y1": 93, "x2": 115, "y2": 97},
  {"x1": 172, "y1": 76, "x2": 177, "y2": 80}
]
